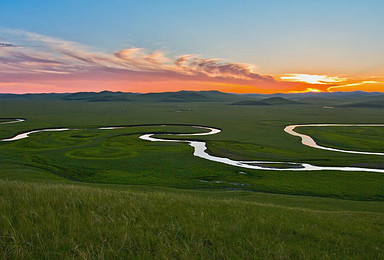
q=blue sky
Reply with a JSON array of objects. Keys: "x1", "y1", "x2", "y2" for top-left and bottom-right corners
[{"x1": 0, "y1": 0, "x2": 384, "y2": 93}]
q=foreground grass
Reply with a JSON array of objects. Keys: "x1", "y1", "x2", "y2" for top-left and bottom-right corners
[{"x1": 0, "y1": 181, "x2": 383, "y2": 259}]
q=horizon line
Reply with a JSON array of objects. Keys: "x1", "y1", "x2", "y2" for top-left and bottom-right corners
[{"x1": 1, "y1": 89, "x2": 383, "y2": 95}]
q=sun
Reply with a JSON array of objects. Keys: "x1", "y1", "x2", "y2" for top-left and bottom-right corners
[
  {"x1": 289, "y1": 88, "x2": 322, "y2": 93},
  {"x1": 280, "y1": 74, "x2": 345, "y2": 85}
]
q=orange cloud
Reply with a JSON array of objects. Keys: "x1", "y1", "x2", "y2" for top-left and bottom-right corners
[
  {"x1": 279, "y1": 73, "x2": 384, "y2": 93},
  {"x1": 327, "y1": 80, "x2": 384, "y2": 92}
]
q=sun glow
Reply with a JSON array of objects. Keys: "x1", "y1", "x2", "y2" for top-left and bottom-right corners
[
  {"x1": 289, "y1": 88, "x2": 322, "y2": 93},
  {"x1": 280, "y1": 74, "x2": 345, "y2": 85},
  {"x1": 327, "y1": 81, "x2": 380, "y2": 92}
]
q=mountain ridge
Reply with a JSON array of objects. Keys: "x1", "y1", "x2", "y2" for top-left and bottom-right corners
[{"x1": 1, "y1": 90, "x2": 383, "y2": 105}]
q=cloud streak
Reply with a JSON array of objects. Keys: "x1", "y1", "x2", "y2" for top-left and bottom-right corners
[
  {"x1": 326, "y1": 80, "x2": 383, "y2": 92},
  {"x1": 174, "y1": 55, "x2": 273, "y2": 81},
  {"x1": 0, "y1": 42, "x2": 18, "y2": 47},
  {"x1": 0, "y1": 29, "x2": 275, "y2": 83}
]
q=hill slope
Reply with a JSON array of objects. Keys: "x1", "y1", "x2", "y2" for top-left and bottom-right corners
[
  {"x1": 140, "y1": 90, "x2": 245, "y2": 102},
  {"x1": 337, "y1": 95, "x2": 384, "y2": 108},
  {"x1": 0, "y1": 181, "x2": 383, "y2": 259},
  {"x1": 232, "y1": 97, "x2": 300, "y2": 105},
  {"x1": 63, "y1": 91, "x2": 138, "y2": 102},
  {"x1": 2, "y1": 90, "x2": 384, "y2": 104}
]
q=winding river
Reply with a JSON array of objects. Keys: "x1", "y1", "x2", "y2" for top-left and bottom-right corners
[
  {"x1": 1, "y1": 118, "x2": 384, "y2": 173},
  {"x1": 284, "y1": 124, "x2": 384, "y2": 156}
]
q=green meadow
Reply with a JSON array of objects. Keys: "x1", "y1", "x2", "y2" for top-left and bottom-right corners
[
  {"x1": 0, "y1": 98, "x2": 383, "y2": 258},
  {"x1": 297, "y1": 126, "x2": 384, "y2": 153},
  {"x1": 1, "y1": 181, "x2": 383, "y2": 259}
]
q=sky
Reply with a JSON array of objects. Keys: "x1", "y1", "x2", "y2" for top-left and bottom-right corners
[{"x1": 0, "y1": 0, "x2": 384, "y2": 94}]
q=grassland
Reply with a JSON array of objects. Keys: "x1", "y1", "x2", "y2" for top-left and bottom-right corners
[
  {"x1": 1, "y1": 99, "x2": 383, "y2": 200},
  {"x1": 297, "y1": 126, "x2": 384, "y2": 153},
  {"x1": 1, "y1": 181, "x2": 383, "y2": 259},
  {"x1": 0, "y1": 98, "x2": 383, "y2": 258}
]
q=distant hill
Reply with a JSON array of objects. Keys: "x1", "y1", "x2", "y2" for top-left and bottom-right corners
[
  {"x1": 336, "y1": 95, "x2": 384, "y2": 108},
  {"x1": 232, "y1": 100, "x2": 271, "y2": 106},
  {"x1": 232, "y1": 97, "x2": 300, "y2": 106},
  {"x1": 270, "y1": 91, "x2": 384, "y2": 99},
  {"x1": 140, "y1": 90, "x2": 244, "y2": 102},
  {"x1": 339, "y1": 102, "x2": 384, "y2": 108},
  {"x1": 262, "y1": 97, "x2": 300, "y2": 104},
  {"x1": 62, "y1": 90, "x2": 248, "y2": 103},
  {"x1": 1, "y1": 90, "x2": 384, "y2": 104},
  {"x1": 0, "y1": 90, "x2": 247, "y2": 102},
  {"x1": 140, "y1": 91, "x2": 209, "y2": 102},
  {"x1": 0, "y1": 93, "x2": 65, "y2": 100},
  {"x1": 63, "y1": 91, "x2": 138, "y2": 102}
]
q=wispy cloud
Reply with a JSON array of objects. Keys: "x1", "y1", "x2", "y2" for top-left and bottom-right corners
[
  {"x1": 0, "y1": 29, "x2": 275, "y2": 83},
  {"x1": 174, "y1": 55, "x2": 272, "y2": 81},
  {"x1": 327, "y1": 80, "x2": 382, "y2": 92},
  {"x1": 0, "y1": 42, "x2": 18, "y2": 47}
]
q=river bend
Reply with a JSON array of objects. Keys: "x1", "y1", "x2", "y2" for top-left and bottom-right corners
[{"x1": 1, "y1": 119, "x2": 384, "y2": 173}]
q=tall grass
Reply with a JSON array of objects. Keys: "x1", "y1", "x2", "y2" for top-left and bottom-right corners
[{"x1": 0, "y1": 180, "x2": 383, "y2": 259}]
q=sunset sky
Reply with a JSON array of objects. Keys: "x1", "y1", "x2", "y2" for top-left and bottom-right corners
[{"x1": 1, "y1": 0, "x2": 383, "y2": 94}]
